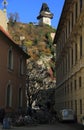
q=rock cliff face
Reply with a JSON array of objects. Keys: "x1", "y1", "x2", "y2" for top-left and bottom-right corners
[{"x1": 26, "y1": 53, "x2": 56, "y2": 108}]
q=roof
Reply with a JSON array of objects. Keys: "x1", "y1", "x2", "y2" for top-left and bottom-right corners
[
  {"x1": 40, "y1": 3, "x2": 50, "y2": 13},
  {"x1": 37, "y1": 11, "x2": 53, "y2": 19},
  {"x1": 0, "y1": 25, "x2": 29, "y2": 58}
]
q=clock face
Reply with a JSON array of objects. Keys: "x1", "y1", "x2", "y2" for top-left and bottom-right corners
[
  {"x1": 43, "y1": 18, "x2": 50, "y2": 25},
  {"x1": 46, "y1": 19, "x2": 49, "y2": 23},
  {"x1": 39, "y1": 18, "x2": 51, "y2": 25}
]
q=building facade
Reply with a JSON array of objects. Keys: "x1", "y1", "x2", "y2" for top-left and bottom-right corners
[
  {"x1": 54, "y1": 0, "x2": 84, "y2": 123},
  {"x1": 0, "y1": 9, "x2": 8, "y2": 31},
  {"x1": 0, "y1": 26, "x2": 28, "y2": 113}
]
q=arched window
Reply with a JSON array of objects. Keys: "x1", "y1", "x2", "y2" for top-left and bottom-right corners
[
  {"x1": 18, "y1": 88, "x2": 22, "y2": 108},
  {"x1": 8, "y1": 47, "x2": 13, "y2": 70},
  {"x1": 6, "y1": 85, "x2": 12, "y2": 107},
  {"x1": 19, "y1": 57, "x2": 24, "y2": 75}
]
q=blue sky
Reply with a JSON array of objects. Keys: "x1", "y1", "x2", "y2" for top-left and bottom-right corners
[{"x1": 0, "y1": 0, "x2": 65, "y2": 28}]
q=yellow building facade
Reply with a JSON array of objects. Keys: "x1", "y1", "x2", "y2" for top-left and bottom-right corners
[
  {"x1": 0, "y1": 9, "x2": 8, "y2": 31},
  {"x1": 54, "y1": 0, "x2": 84, "y2": 123}
]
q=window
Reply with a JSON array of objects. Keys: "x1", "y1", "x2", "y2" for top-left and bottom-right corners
[
  {"x1": 68, "y1": 51, "x2": 70, "y2": 70},
  {"x1": 74, "y1": 79, "x2": 77, "y2": 90},
  {"x1": 18, "y1": 88, "x2": 22, "y2": 108},
  {"x1": 79, "y1": 76, "x2": 82, "y2": 88},
  {"x1": 80, "y1": 0, "x2": 82, "y2": 12},
  {"x1": 63, "y1": 59, "x2": 64, "y2": 75},
  {"x1": 67, "y1": 84, "x2": 69, "y2": 93},
  {"x1": 66, "y1": 56, "x2": 67, "y2": 73},
  {"x1": 75, "y1": 100, "x2": 77, "y2": 114},
  {"x1": 72, "y1": 13, "x2": 73, "y2": 29},
  {"x1": 8, "y1": 47, "x2": 13, "y2": 70},
  {"x1": 6, "y1": 85, "x2": 12, "y2": 107},
  {"x1": 71, "y1": 48, "x2": 73, "y2": 66},
  {"x1": 65, "y1": 102, "x2": 66, "y2": 107},
  {"x1": 65, "y1": 85, "x2": 66, "y2": 95},
  {"x1": 70, "y1": 82, "x2": 72, "y2": 92},
  {"x1": 80, "y1": 99, "x2": 82, "y2": 114},
  {"x1": 71, "y1": 100, "x2": 73, "y2": 109},
  {"x1": 75, "y1": 43, "x2": 77, "y2": 63},
  {"x1": 68, "y1": 101, "x2": 69, "y2": 108},
  {"x1": 80, "y1": 36, "x2": 82, "y2": 58},
  {"x1": 68, "y1": 20, "x2": 70, "y2": 34},
  {"x1": 75, "y1": 2, "x2": 78, "y2": 20},
  {"x1": 19, "y1": 57, "x2": 24, "y2": 75},
  {"x1": 66, "y1": 27, "x2": 67, "y2": 39}
]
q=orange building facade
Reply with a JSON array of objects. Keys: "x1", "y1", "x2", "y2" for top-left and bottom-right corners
[{"x1": 0, "y1": 26, "x2": 28, "y2": 113}]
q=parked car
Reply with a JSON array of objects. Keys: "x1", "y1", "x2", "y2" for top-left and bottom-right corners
[
  {"x1": 32, "y1": 106, "x2": 40, "y2": 110},
  {"x1": 57, "y1": 109, "x2": 76, "y2": 122}
]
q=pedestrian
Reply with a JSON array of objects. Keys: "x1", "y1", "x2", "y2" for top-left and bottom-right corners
[{"x1": 0, "y1": 108, "x2": 5, "y2": 123}]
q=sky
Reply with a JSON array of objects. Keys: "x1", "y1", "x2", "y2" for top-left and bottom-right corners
[{"x1": 0, "y1": 0, "x2": 65, "y2": 28}]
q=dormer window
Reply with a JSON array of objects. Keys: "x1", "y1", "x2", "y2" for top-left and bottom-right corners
[{"x1": 8, "y1": 47, "x2": 13, "y2": 70}]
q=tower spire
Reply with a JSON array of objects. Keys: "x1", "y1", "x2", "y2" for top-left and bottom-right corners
[
  {"x1": 2, "y1": 0, "x2": 8, "y2": 10},
  {"x1": 1, "y1": 0, "x2": 8, "y2": 31}
]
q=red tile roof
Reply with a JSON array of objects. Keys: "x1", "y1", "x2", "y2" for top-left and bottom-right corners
[
  {"x1": 0, "y1": 25, "x2": 28, "y2": 58},
  {"x1": 0, "y1": 25, "x2": 13, "y2": 41}
]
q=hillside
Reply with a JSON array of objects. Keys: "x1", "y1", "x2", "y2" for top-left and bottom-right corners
[
  {"x1": 8, "y1": 21, "x2": 56, "y2": 75},
  {"x1": 8, "y1": 22, "x2": 56, "y2": 61},
  {"x1": 8, "y1": 22, "x2": 56, "y2": 45},
  {"x1": 8, "y1": 21, "x2": 56, "y2": 108},
  {"x1": 8, "y1": 21, "x2": 56, "y2": 71}
]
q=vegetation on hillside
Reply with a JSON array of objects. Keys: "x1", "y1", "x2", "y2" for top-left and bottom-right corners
[{"x1": 8, "y1": 21, "x2": 56, "y2": 44}]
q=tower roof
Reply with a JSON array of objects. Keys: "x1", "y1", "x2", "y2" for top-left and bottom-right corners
[
  {"x1": 37, "y1": 3, "x2": 53, "y2": 19},
  {"x1": 40, "y1": 3, "x2": 50, "y2": 13}
]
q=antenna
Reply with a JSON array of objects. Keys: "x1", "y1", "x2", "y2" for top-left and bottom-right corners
[{"x1": 2, "y1": 0, "x2": 8, "y2": 9}]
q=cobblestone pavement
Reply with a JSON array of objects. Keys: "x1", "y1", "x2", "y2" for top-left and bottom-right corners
[{"x1": 0, "y1": 122, "x2": 84, "y2": 130}]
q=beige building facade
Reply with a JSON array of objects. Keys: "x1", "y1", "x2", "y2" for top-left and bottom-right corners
[
  {"x1": 54, "y1": 0, "x2": 84, "y2": 124},
  {"x1": 0, "y1": 9, "x2": 8, "y2": 31}
]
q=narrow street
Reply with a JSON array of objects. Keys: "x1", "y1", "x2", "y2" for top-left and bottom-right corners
[{"x1": 0, "y1": 122, "x2": 84, "y2": 130}]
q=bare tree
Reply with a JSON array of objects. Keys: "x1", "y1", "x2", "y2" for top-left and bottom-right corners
[
  {"x1": 14, "y1": 12, "x2": 20, "y2": 22},
  {"x1": 8, "y1": 12, "x2": 20, "y2": 25}
]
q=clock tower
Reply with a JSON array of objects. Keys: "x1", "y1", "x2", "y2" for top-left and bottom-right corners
[{"x1": 37, "y1": 3, "x2": 53, "y2": 26}]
